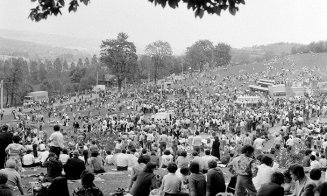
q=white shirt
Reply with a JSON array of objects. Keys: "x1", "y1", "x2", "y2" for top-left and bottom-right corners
[
  {"x1": 252, "y1": 164, "x2": 275, "y2": 191},
  {"x1": 161, "y1": 154, "x2": 173, "y2": 166},
  {"x1": 105, "y1": 155, "x2": 114, "y2": 165},
  {"x1": 39, "y1": 151, "x2": 49, "y2": 164},
  {"x1": 59, "y1": 154, "x2": 70, "y2": 165},
  {"x1": 23, "y1": 154, "x2": 35, "y2": 165},
  {"x1": 311, "y1": 160, "x2": 320, "y2": 170},
  {"x1": 49, "y1": 131, "x2": 64, "y2": 148},
  {"x1": 115, "y1": 153, "x2": 129, "y2": 167}
]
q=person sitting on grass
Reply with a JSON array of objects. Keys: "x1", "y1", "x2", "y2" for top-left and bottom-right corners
[
  {"x1": 64, "y1": 150, "x2": 86, "y2": 180},
  {"x1": 88, "y1": 151, "x2": 105, "y2": 174},
  {"x1": 0, "y1": 172, "x2": 14, "y2": 196},
  {"x1": 0, "y1": 159, "x2": 24, "y2": 195},
  {"x1": 43, "y1": 152, "x2": 63, "y2": 182},
  {"x1": 72, "y1": 170, "x2": 104, "y2": 196},
  {"x1": 22, "y1": 149, "x2": 36, "y2": 167}
]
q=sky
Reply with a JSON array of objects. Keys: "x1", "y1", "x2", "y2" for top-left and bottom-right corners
[{"x1": 1, "y1": 0, "x2": 327, "y2": 54}]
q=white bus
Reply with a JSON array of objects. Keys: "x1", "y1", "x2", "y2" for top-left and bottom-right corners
[{"x1": 249, "y1": 85, "x2": 269, "y2": 92}]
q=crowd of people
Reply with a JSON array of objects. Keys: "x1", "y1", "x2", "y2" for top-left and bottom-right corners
[{"x1": 1, "y1": 60, "x2": 327, "y2": 196}]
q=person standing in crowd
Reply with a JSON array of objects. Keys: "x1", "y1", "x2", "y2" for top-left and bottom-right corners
[
  {"x1": 160, "y1": 163, "x2": 182, "y2": 196},
  {"x1": 5, "y1": 135, "x2": 25, "y2": 171},
  {"x1": 206, "y1": 160, "x2": 226, "y2": 196},
  {"x1": 188, "y1": 162, "x2": 206, "y2": 196},
  {"x1": 176, "y1": 151, "x2": 189, "y2": 169},
  {"x1": 0, "y1": 125, "x2": 13, "y2": 169},
  {"x1": 64, "y1": 150, "x2": 86, "y2": 180},
  {"x1": 192, "y1": 131, "x2": 202, "y2": 154},
  {"x1": 158, "y1": 131, "x2": 169, "y2": 155},
  {"x1": 49, "y1": 125, "x2": 64, "y2": 158},
  {"x1": 228, "y1": 145, "x2": 257, "y2": 196},
  {"x1": 211, "y1": 136, "x2": 220, "y2": 160},
  {"x1": 257, "y1": 172, "x2": 285, "y2": 196},
  {"x1": 161, "y1": 150, "x2": 174, "y2": 168}
]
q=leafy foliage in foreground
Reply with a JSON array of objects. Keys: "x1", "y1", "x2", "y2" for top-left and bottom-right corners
[{"x1": 28, "y1": 0, "x2": 245, "y2": 21}]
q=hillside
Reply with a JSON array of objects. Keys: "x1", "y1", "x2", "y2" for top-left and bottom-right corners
[
  {"x1": 231, "y1": 42, "x2": 304, "y2": 64},
  {"x1": 0, "y1": 36, "x2": 91, "y2": 61}
]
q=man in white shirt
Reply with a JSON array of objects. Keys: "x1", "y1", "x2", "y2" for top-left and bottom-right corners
[
  {"x1": 146, "y1": 131, "x2": 154, "y2": 151},
  {"x1": 114, "y1": 149, "x2": 129, "y2": 171},
  {"x1": 22, "y1": 149, "x2": 35, "y2": 167},
  {"x1": 59, "y1": 149, "x2": 70, "y2": 165},
  {"x1": 48, "y1": 125, "x2": 64, "y2": 158},
  {"x1": 105, "y1": 150, "x2": 114, "y2": 165},
  {"x1": 200, "y1": 150, "x2": 217, "y2": 173}
]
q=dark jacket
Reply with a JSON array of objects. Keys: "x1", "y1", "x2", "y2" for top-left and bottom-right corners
[
  {"x1": 0, "y1": 184, "x2": 14, "y2": 196},
  {"x1": 43, "y1": 158, "x2": 63, "y2": 179},
  {"x1": 257, "y1": 183, "x2": 284, "y2": 196},
  {"x1": 189, "y1": 173, "x2": 206, "y2": 196},
  {"x1": 130, "y1": 171, "x2": 156, "y2": 196},
  {"x1": 64, "y1": 158, "x2": 86, "y2": 180},
  {"x1": 0, "y1": 132, "x2": 13, "y2": 169},
  {"x1": 211, "y1": 141, "x2": 220, "y2": 159},
  {"x1": 206, "y1": 168, "x2": 226, "y2": 196}
]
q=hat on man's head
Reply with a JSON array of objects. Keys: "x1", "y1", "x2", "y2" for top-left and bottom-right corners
[{"x1": 73, "y1": 150, "x2": 79, "y2": 156}]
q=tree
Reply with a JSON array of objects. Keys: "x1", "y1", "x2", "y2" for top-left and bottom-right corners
[
  {"x1": 69, "y1": 67, "x2": 86, "y2": 83},
  {"x1": 62, "y1": 60, "x2": 69, "y2": 71},
  {"x1": 30, "y1": 60, "x2": 39, "y2": 84},
  {"x1": 145, "y1": 41, "x2": 172, "y2": 84},
  {"x1": 138, "y1": 55, "x2": 153, "y2": 80},
  {"x1": 70, "y1": 62, "x2": 76, "y2": 70},
  {"x1": 84, "y1": 57, "x2": 90, "y2": 67},
  {"x1": 4, "y1": 58, "x2": 25, "y2": 106},
  {"x1": 79, "y1": 75, "x2": 96, "y2": 90},
  {"x1": 91, "y1": 55, "x2": 99, "y2": 68},
  {"x1": 28, "y1": 0, "x2": 245, "y2": 22},
  {"x1": 38, "y1": 62, "x2": 47, "y2": 82},
  {"x1": 77, "y1": 58, "x2": 84, "y2": 67},
  {"x1": 100, "y1": 32, "x2": 138, "y2": 91},
  {"x1": 53, "y1": 57, "x2": 63, "y2": 73},
  {"x1": 45, "y1": 59, "x2": 54, "y2": 71},
  {"x1": 213, "y1": 43, "x2": 231, "y2": 67},
  {"x1": 185, "y1": 40, "x2": 214, "y2": 71}
]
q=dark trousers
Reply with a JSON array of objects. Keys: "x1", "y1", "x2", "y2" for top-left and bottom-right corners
[
  {"x1": 50, "y1": 146, "x2": 61, "y2": 158},
  {"x1": 117, "y1": 166, "x2": 128, "y2": 171},
  {"x1": 235, "y1": 175, "x2": 257, "y2": 196}
]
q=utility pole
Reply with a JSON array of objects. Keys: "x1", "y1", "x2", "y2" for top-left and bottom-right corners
[
  {"x1": 96, "y1": 71, "x2": 99, "y2": 85},
  {"x1": 0, "y1": 80, "x2": 3, "y2": 111}
]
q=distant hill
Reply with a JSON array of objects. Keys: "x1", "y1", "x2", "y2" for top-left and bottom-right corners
[
  {"x1": 0, "y1": 29, "x2": 100, "y2": 53},
  {"x1": 0, "y1": 36, "x2": 91, "y2": 61},
  {"x1": 231, "y1": 42, "x2": 304, "y2": 64}
]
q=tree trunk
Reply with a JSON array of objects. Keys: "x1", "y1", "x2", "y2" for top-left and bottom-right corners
[
  {"x1": 117, "y1": 78, "x2": 122, "y2": 92},
  {"x1": 154, "y1": 59, "x2": 158, "y2": 85}
]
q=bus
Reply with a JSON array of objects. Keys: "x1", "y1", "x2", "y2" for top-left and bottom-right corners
[
  {"x1": 258, "y1": 79, "x2": 275, "y2": 84},
  {"x1": 257, "y1": 79, "x2": 275, "y2": 87},
  {"x1": 249, "y1": 85, "x2": 269, "y2": 92}
]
